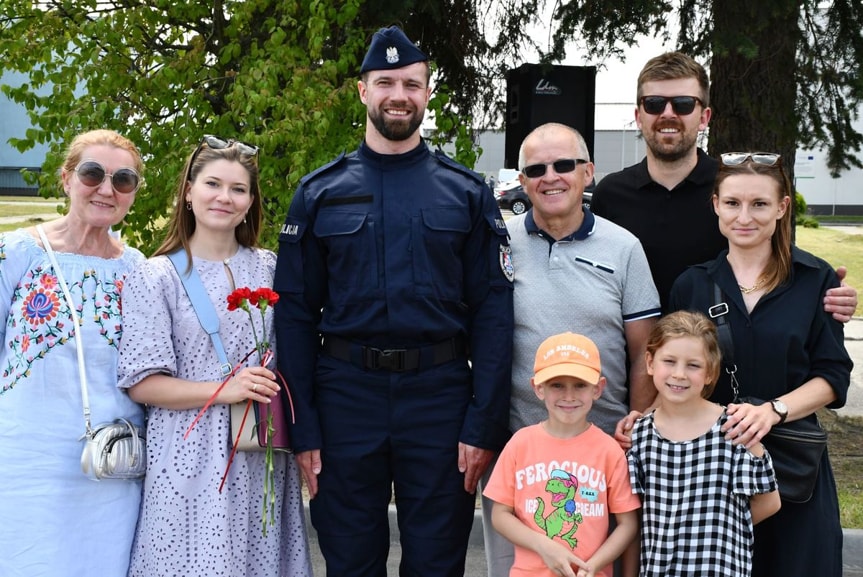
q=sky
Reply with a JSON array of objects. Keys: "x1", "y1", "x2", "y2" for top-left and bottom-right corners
[{"x1": 535, "y1": 33, "x2": 675, "y2": 130}]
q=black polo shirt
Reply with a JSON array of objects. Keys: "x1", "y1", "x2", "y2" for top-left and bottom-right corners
[{"x1": 591, "y1": 149, "x2": 726, "y2": 310}]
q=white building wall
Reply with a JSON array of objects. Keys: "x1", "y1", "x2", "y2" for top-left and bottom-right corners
[{"x1": 1, "y1": 70, "x2": 51, "y2": 194}]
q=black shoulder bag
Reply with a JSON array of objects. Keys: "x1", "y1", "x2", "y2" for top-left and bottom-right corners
[{"x1": 710, "y1": 283, "x2": 828, "y2": 503}]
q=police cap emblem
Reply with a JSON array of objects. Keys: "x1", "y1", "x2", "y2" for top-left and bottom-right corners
[{"x1": 359, "y1": 26, "x2": 428, "y2": 74}]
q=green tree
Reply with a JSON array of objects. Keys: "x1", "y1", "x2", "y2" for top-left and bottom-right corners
[
  {"x1": 547, "y1": 0, "x2": 863, "y2": 180},
  {"x1": 0, "y1": 0, "x2": 492, "y2": 252},
  {"x1": 3, "y1": 0, "x2": 861, "y2": 253}
]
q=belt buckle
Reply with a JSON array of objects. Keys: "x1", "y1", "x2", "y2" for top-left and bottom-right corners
[{"x1": 367, "y1": 347, "x2": 407, "y2": 371}]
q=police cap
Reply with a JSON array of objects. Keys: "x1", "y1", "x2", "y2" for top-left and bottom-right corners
[{"x1": 359, "y1": 26, "x2": 428, "y2": 74}]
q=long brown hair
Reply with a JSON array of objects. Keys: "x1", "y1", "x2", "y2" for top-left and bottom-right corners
[
  {"x1": 714, "y1": 156, "x2": 793, "y2": 293},
  {"x1": 153, "y1": 141, "x2": 262, "y2": 266}
]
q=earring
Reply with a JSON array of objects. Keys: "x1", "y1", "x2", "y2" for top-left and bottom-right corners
[
  {"x1": 243, "y1": 215, "x2": 247, "y2": 224},
  {"x1": 186, "y1": 202, "x2": 192, "y2": 211}
]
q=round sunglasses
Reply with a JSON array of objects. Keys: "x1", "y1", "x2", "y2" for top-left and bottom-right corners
[
  {"x1": 639, "y1": 95, "x2": 704, "y2": 116},
  {"x1": 74, "y1": 160, "x2": 142, "y2": 194}
]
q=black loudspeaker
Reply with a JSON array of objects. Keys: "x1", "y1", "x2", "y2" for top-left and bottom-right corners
[{"x1": 504, "y1": 64, "x2": 596, "y2": 169}]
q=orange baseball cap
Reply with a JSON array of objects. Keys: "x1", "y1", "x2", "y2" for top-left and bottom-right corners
[{"x1": 533, "y1": 332, "x2": 602, "y2": 385}]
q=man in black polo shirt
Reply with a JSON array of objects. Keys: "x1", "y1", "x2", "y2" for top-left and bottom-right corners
[{"x1": 592, "y1": 51, "x2": 857, "y2": 319}]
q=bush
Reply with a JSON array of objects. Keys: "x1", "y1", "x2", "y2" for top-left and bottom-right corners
[{"x1": 795, "y1": 191, "x2": 820, "y2": 229}]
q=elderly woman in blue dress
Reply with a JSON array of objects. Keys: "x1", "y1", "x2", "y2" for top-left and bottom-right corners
[
  {"x1": 0, "y1": 129, "x2": 146, "y2": 577},
  {"x1": 669, "y1": 151, "x2": 853, "y2": 577}
]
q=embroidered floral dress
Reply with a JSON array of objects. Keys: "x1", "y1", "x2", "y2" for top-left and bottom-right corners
[{"x1": 0, "y1": 229, "x2": 146, "y2": 577}]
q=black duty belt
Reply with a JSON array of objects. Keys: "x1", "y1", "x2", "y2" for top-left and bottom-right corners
[{"x1": 322, "y1": 334, "x2": 468, "y2": 372}]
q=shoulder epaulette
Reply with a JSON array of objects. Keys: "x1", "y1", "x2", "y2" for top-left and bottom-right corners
[
  {"x1": 299, "y1": 152, "x2": 348, "y2": 185},
  {"x1": 433, "y1": 150, "x2": 485, "y2": 185}
]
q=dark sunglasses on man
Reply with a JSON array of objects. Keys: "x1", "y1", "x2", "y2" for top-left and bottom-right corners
[
  {"x1": 74, "y1": 160, "x2": 142, "y2": 194},
  {"x1": 522, "y1": 158, "x2": 589, "y2": 179},
  {"x1": 640, "y1": 95, "x2": 704, "y2": 116}
]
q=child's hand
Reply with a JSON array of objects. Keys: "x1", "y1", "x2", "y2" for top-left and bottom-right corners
[
  {"x1": 537, "y1": 539, "x2": 590, "y2": 577},
  {"x1": 614, "y1": 410, "x2": 642, "y2": 450}
]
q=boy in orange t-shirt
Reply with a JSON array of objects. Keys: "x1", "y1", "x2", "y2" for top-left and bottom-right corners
[{"x1": 484, "y1": 332, "x2": 640, "y2": 577}]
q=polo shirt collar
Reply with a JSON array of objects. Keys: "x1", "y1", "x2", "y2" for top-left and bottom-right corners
[
  {"x1": 525, "y1": 206, "x2": 596, "y2": 242},
  {"x1": 634, "y1": 148, "x2": 719, "y2": 190}
]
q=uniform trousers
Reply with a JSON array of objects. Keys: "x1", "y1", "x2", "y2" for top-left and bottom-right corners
[{"x1": 309, "y1": 354, "x2": 477, "y2": 577}]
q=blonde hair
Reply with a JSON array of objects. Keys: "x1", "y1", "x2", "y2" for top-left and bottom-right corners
[
  {"x1": 647, "y1": 311, "x2": 722, "y2": 397},
  {"x1": 60, "y1": 129, "x2": 143, "y2": 176}
]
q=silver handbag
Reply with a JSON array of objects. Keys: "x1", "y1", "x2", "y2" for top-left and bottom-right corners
[
  {"x1": 81, "y1": 418, "x2": 147, "y2": 480},
  {"x1": 37, "y1": 225, "x2": 146, "y2": 482}
]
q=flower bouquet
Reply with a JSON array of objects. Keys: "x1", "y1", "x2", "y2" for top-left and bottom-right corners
[{"x1": 185, "y1": 287, "x2": 293, "y2": 535}]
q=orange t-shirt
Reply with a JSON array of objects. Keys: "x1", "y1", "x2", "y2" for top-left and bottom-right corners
[{"x1": 484, "y1": 423, "x2": 641, "y2": 577}]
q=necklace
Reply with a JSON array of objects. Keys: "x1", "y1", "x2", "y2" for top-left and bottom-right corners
[{"x1": 738, "y1": 277, "x2": 766, "y2": 294}]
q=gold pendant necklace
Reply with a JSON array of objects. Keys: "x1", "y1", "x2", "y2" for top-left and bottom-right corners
[{"x1": 738, "y1": 277, "x2": 766, "y2": 294}]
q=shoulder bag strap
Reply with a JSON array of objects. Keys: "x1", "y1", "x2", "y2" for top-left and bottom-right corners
[
  {"x1": 166, "y1": 249, "x2": 233, "y2": 377},
  {"x1": 708, "y1": 282, "x2": 741, "y2": 401},
  {"x1": 36, "y1": 225, "x2": 94, "y2": 435}
]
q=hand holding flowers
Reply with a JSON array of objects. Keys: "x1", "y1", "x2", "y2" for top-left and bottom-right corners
[{"x1": 185, "y1": 286, "x2": 293, "y2": 536}]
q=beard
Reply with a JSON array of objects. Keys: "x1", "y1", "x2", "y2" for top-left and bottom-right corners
[
  {"x1": 644, "y1": 122, "x2": 700, "y2": 163},
  {"x1": 368, "y1": 105, "x2": 424, "y2": 141}
]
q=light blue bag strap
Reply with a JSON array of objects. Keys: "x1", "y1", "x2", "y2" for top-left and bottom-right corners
[{"x1": 167, "y1": 249, "x2": 233, "y2": 377}]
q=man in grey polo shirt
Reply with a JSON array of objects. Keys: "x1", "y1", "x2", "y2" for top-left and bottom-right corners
[{"x1": 481, "y1": 122, "x2": 660, "y2": 576}]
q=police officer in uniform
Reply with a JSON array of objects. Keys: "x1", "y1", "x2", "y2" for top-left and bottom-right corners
[{"x1": 274, "y1": 26, "x2": 514, "y2": 577}]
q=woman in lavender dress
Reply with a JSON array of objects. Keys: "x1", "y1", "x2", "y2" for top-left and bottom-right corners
[
  {"x1": 0, "y1": 129, "x2": 146, "y2": 577},
  {"x1": 118, "y1": 137, "x2": 311, "y2": 576}
]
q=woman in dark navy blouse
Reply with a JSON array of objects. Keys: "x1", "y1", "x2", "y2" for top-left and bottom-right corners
[{"x1": 669, "y1": 152, "x2": 852, "y2": 577}]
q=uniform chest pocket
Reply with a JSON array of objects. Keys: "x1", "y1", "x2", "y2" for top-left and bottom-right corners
[
  {"x1": 412, "y1": 207, "x2": 471, "y2": 300},
  {"x1": 314, "y1": 211, "x2": 380, "y2": 301}
]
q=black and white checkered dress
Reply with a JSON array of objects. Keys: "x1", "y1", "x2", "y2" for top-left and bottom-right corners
[{"x1": 628, "y1": 410, "x2": 777, "y2": 577}]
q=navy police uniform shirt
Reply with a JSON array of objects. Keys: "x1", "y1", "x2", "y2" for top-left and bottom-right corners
[{"x1": 274, "y1": 139, "x2": 514, "y2": 454}]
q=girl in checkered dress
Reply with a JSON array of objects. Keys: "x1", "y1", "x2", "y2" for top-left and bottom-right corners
[{"x1": 627, "y1": 311, "x2": 780, "y2": 576}]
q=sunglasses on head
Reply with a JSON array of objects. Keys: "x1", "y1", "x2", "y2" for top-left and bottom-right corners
[
  {"x1": 198, "y1": 134, "x2": 259, "y2": 157},
  {"x1": 187, "y1": 135, "x2": 260, "y2": 182},
  {"x1": 74, "y1": 160, "x2": 142, "y2": 194},
  {"x1": 640, "y1": 95, "x2": 704, "y2": 115},
  {"x1": 522, "y1": 158, "x2": 588, "y2": 179},
  {"x1": 720, "y1": 152, "x2": 781, "y2": 166}
]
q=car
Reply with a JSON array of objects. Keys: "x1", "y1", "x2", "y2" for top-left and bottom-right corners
[
  {"x1": 494, "y1": 181, "x2": 530, "y2": 215},
  {"x1": 494, "y1": 178, "x2": 596, "y2": 215}
]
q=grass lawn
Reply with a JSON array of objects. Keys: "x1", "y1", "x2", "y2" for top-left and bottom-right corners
[
  {"x1": 0, "y1": 195, "x2": 64, "y2": 233},
  {"x1": 795, "y1": 226, "x2": 863, "y2": 317}
]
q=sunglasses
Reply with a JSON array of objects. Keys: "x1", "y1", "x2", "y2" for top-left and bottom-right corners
[
  {"x1": 74, "y1": 160, "x2": 142, "y2": 194},
  {"x1": 522, "y1": 158, "x2": 588, "y2": 179},
  {"x1": 187, "y1": 135, "x2": 260, "y2": 181},
  {"x1": 640, "y1": 95, "x2": 704, "y2": 115},
  {"x1": 720, "y1": 152, "x2": 781, "y2": 166}
]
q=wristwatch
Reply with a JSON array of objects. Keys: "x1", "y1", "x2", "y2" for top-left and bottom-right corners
[{"x1": 769, "y1": 399, "x2": 788, "y2": 425}]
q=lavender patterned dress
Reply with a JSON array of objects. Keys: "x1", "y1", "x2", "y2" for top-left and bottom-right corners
[
  {"x1": 117, "y1": 246, "x2": 311, "y2": 577},
  {"x1": 0, "y1": 229, "x2": 146, "y2": 577}
]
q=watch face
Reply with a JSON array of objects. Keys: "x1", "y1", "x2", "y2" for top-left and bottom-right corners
[{"x1": 772, "y1": 399, "x2": 788, "y2": 415}]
